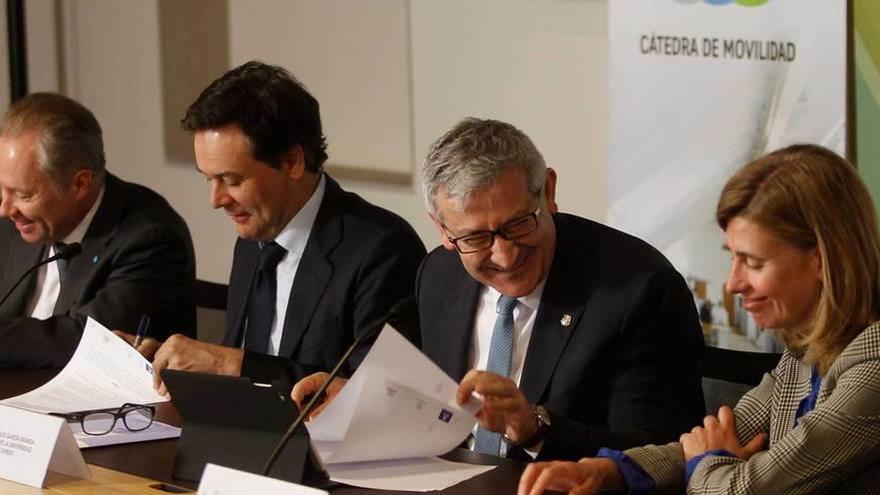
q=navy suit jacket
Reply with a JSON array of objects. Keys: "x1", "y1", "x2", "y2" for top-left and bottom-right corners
[
  {"x1": 223, "y1": 176, "x2": 425, "y2": 382},
  {"x1": 417, "y1": 213, "x2": 705, "y2": 461},
  {"x1": 0, "y1": 173, "x2": 197, "y2": 368}
]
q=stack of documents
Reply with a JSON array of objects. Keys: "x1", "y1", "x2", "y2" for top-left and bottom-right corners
[
  {"x1": 1, "y1": 318, "x2": 180, "y2": 447},
  {"x1": 306, "y1": 328, "x2": 495, "y2": 491}
]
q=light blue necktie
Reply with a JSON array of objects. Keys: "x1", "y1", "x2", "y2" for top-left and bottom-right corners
[{"x1": 473, "y1": 294, "x2": 518, "y2": 456}]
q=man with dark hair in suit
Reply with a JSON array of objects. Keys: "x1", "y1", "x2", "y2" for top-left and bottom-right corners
[
  {"x1": 0, "y1": 92, "x2": 196, "y2": 368},
  {"x1": 295, "y1": 117, "x2": 704, "y2": 461},
  {"x1": 145, "y1": 61, "x2": 425, "y2": 391}
]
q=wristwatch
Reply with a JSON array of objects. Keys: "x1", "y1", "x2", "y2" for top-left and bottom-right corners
[{"x1": 507, "y1": 405, "x2": 552, "y2": 449}]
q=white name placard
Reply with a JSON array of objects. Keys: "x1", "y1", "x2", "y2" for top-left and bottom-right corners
[
  {"x1": 198, "y1": 464, "x2": 328, "y2": 495},
  {"x1": 0, "y1": 405, "x2": 90, "y2": 488}
]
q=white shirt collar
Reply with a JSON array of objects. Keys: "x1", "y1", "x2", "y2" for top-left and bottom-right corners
[
  {"x1": 270, "y1": 173, "x2": 326, "y2": 257},
  {"x1": 486, "y1": 276, "x2": 547, "y2": 314},
  {"x1": 61, "y1": 184, "x2": 106, "y2": 245}
]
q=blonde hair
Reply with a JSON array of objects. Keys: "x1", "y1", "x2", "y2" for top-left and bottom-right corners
[{"x1": 716, "y1": 144, "x2": 880, "y2": 373}]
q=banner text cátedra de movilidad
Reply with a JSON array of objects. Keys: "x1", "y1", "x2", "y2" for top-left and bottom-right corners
[{"x1": 640, "y1": 34, "x2": 796, "y2": 62}]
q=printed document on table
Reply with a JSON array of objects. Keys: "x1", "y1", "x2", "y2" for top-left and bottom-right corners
[
  {"x1": 326, "y1": 457, "x2": 495, "y2": 492},
  {"x1": 305, "y1": 327, "x2": 494, "y2": 491},
  {"x1": 1, "y1": 317, "x2": 167, "y2": 413}
]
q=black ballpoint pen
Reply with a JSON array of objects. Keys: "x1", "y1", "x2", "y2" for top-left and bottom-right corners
[{"x1": 133, "y1": 315, "x2": 151, "y2": 348}]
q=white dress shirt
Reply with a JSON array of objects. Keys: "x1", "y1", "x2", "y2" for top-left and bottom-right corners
[
  {"x1": 468, "y1": 278, "x2": 547, "y2": 456},
  {"x1": 468, "y1": 280, "x2": 546, "y2": 385},
  {"x1": 262, "y1": 174, "x2": 326, "y2": 356},
  {"x1": 27, "y1": 186, "x2": 106, "y2": 319}
]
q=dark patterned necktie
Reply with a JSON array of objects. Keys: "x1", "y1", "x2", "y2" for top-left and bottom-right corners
[
  {"x1": 54, "y1": 242, "x2": 71, "y2": 285},
  {"x1": 244, "y1": 241, "x2": 287, "y2": 353}
]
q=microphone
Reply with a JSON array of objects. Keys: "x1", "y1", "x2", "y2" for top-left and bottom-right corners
[
  {"x1": 0, "y1": 242, "x2": 83, "y2": 308},
  {"x1": 261, "y1": 295, "x2": 417, "y2": 477}
]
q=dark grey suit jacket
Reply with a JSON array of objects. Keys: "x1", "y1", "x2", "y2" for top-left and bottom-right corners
[
  {"x1": 417, "y1": 213, "x2": 705, "y2": 461},
  {"x1": 0, "y1": 173, "x2": 197, "y2": 368},
  {"x1": 223, "y1": 176, "x2": 425, "y2": 382}
]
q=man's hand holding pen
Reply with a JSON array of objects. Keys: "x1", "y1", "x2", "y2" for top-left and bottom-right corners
[{"x1": 113, "y1": 315, "x2": 161, "y2": 360}]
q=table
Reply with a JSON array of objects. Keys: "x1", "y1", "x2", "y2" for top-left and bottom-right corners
[
  {"x1": 0, "y1": 464, "x2": 172, "y2": 494},
  {"x1": 0, "y1": 370, "x2": 527, "y2": 494}
]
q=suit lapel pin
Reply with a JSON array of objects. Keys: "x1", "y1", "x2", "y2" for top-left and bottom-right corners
[
  {"x1": 560, "y1": 314, "x2": 572, "y2": 327},
  {"x1": 92, "y1": 255, "x2": 99, "y2": 264}
]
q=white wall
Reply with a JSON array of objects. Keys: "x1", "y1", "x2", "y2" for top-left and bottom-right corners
[
  {"x1": 30, "y1": 0, "x2": 609, "y2": 283},
  {"x1": 228, "y1": 0, "x2": 414, "y2": 178},
  {"x1": 25, "y1": 0, "x2": 60, "y2": 94}
]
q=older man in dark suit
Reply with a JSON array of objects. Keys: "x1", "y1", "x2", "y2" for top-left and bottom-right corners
[
  {"x1": 293, "y1": 118, "x2": 705, "y2": 462},
  {"x1": 0, "y1": 93, "x2": 196, "y2": 368},
  {"x1": 417, "y1": 118, "x2": 704, "y2": 461},
  {"x1": 145, "y1": 62, "x2": 425, "y2": 391}
]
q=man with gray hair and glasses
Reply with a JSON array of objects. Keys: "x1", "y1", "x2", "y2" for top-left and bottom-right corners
[
  {"x1": 413, "y1": 117, "x2": 703, "y2": 461},
  {"x1": 294, "y1": 117, "x2": 705, "y2": 462},
  {"x1": 0, "y1": 92, "x2": 196, "y2": 368}
]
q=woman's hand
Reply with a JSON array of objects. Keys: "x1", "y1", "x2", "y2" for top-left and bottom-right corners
[{"x1": 681, "y1": 406, "x2": 768, "y2": 461}]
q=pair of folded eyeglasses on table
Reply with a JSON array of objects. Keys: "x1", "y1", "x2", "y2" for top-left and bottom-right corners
[{"x1": 49, "y1": 403, "x2": 155, "y2": 435}]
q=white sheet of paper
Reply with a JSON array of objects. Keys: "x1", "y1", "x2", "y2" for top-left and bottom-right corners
[
  {"x1": 357, "y1": 326, "x2": 468, "y2": 408},
  {"x1": 68, "y1": 415, "x2": 181, "y2": 448},
  {"x1": 197, "y1": 463, "x2": 328, "y2": 495},
  {"x1": 326, "y1": 457, "x2": 495, "y2": 492},
  {"x1": 0, "y1": 405, "x2": 90, "y2": 488},
  {"x1": 304, "y1": 366, "x2": 366, "y2": 443},
  {"x1": 307, "y1": 326, "x2": 480, "y2": 463},
  {"x1": 314, "y1": 377, "x2": 476, "y2": 464},
  {"x1": 0, "y1": 317, "x2": 166, "y2": 413}
]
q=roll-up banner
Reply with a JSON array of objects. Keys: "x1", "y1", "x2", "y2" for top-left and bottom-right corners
[
  {"x1": 608, "y1": 0, "x2": 845, "y2": 351},
  {"x1": 855, "y1": 0, "x2": 880, "y2": 213}
]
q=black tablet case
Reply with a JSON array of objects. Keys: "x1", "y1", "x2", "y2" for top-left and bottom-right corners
[{"x1": 162, "y1": 369, "x2": 328, "y2": 486}]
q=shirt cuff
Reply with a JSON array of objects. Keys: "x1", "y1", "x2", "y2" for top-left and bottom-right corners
[
  {"x1": 596, "y1": 448, "x2": 655, "y2": 494},
  {"x1": 522, "y1": 439, "x2": 543, "y2": 459},
  {"x1": 685, "y1": 449, "x2": 736, "y2": 483}
]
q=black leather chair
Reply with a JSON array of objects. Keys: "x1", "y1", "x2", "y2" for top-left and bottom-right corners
[
  {"x1": 195, "y1": 279, "x2": 227, "y2": 343},
  {"x1": 701, "y1": 346, "x2": 781, "y2": 414}
]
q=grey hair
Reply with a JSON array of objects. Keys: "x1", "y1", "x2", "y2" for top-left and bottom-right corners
[
  {"x1": 421, "y1": 118, "x2": 546, "y2": 217},
  {"x1": 0, "y1": 93, "x2": 106, "y2": 188}
]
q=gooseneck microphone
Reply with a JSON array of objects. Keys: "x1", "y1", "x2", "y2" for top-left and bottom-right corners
[
  {"x1": 0, "y1": 242, "x2": 82, "y2": 308},
  {"x1": 261, "y1": 296, "x2": 417, "y2": 477}
]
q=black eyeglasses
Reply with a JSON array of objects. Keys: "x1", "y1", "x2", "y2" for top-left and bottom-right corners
[
  {"x1": 49, "y1": 403, "x2": 156, "y2": 436},
  {"x1": 445, "y1": 208, "x2": 541, "y2": 254}
]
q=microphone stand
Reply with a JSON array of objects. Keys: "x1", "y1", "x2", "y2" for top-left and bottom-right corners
[
  {"x1": 0, "y1": 242, "x2": 82, "y2": 307},
  {"x1": 261, "y1": 296, "x2": 415, "y2": 478}
]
